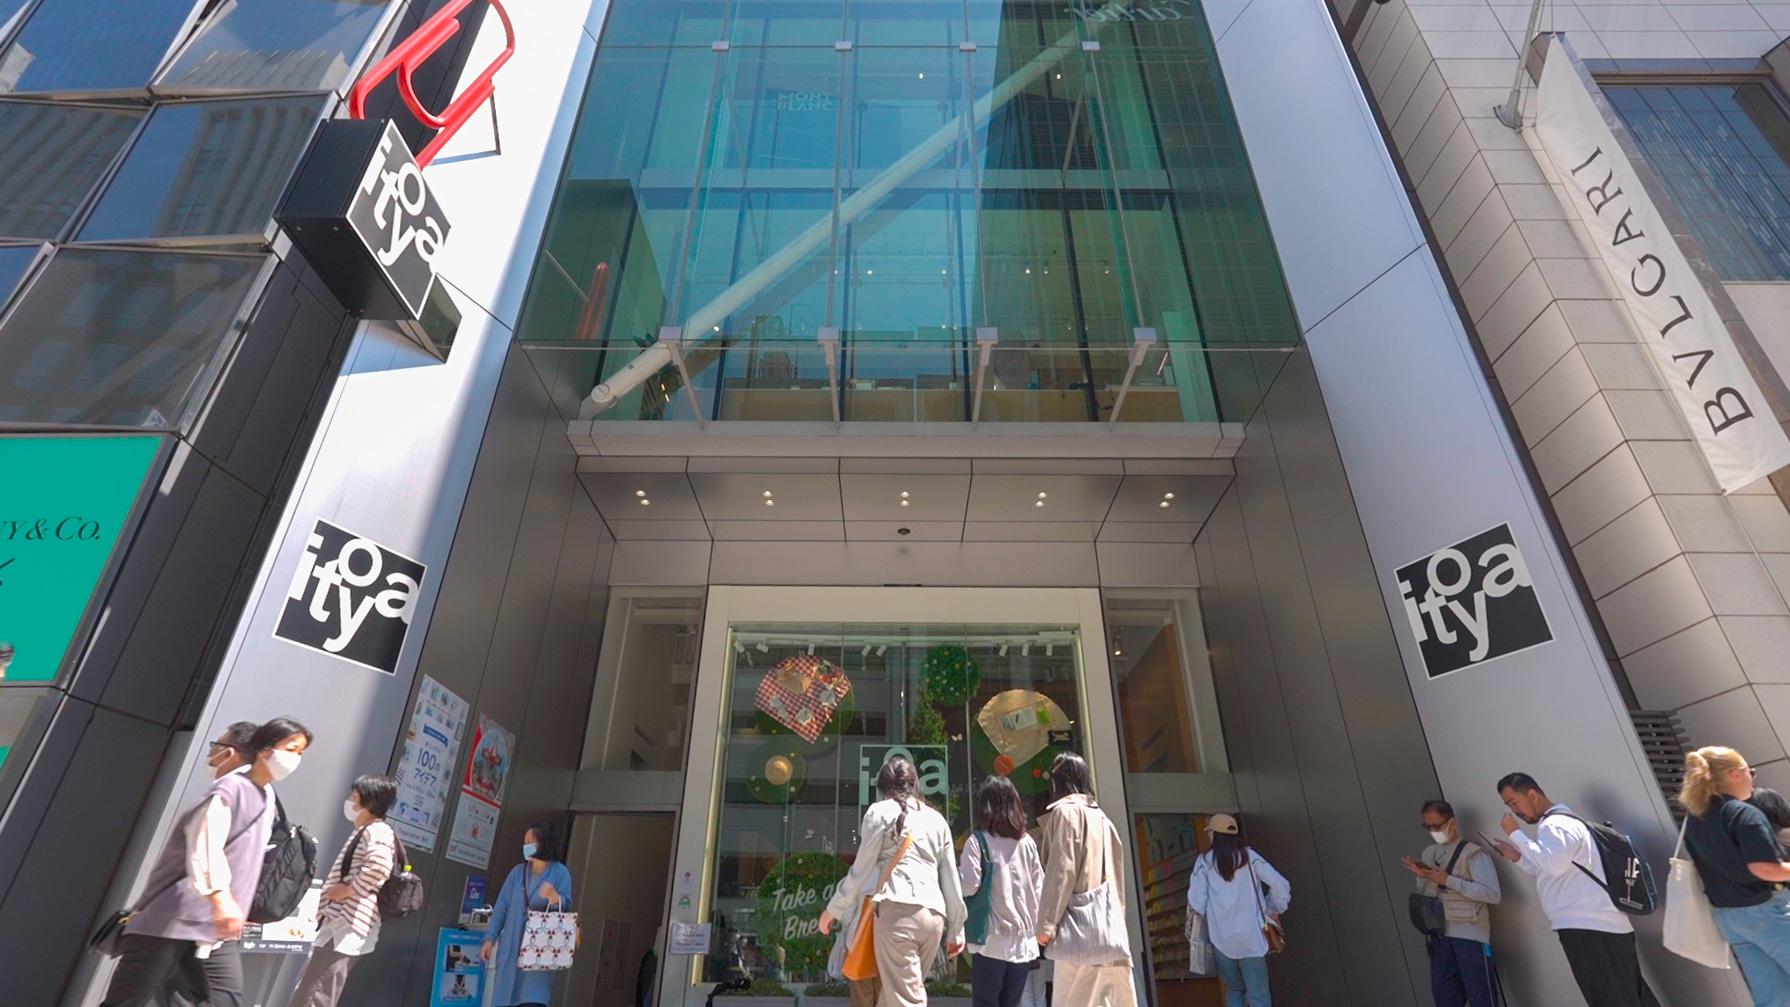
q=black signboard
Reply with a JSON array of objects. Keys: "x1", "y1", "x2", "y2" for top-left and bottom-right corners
[
  {"x1": 274, "y1": 519, "x2": 426, "y2": 674},
  {"x1": 1396, "y1": 523, "x2": 1554, "y2": 679}
]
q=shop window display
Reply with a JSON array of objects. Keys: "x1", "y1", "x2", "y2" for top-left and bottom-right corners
[{"x1": 704, "y1": 623, "x2": 1086, "y2": 986}]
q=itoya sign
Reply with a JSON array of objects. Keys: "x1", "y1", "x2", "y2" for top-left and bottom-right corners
[
  {"x1": 1535, "y1": 36, "x2": 1790, "y2": 493},
  {"x1": 275, "y1": 519, "x2": 425, "y2": 674},
  {"x1": 278, "y1": 119, "x2": 450, "y2": 321},
  {"x1": 1396, "y1": 524, "x2": 1553, "y2": 678}
]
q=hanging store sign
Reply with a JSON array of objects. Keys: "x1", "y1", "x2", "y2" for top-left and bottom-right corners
[
  {"x1": 1535, "y1": 36, "x2": 1790, "y2": 493},
  {"x1": 274, "y1": 519, "x2": 425, "y2": 674},
  {"x1": 278, "y1": 120, "x2": 450, "y2": 321},
  {"x1": 0, "y1": 435, "x2": 162, "y2": 683},
  {"x1": 1397, "y1": 523, "x2": 1553, "y2": 678}
]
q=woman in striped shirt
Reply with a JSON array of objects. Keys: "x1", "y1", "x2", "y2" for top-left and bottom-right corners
[{"x1": 289, "y1": 774, "x2": 400, "y2": 1007}]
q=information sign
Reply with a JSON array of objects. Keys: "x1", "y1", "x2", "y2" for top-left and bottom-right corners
[{"x1": 392, "y1": 675, "x2": 470, "y2": 852}]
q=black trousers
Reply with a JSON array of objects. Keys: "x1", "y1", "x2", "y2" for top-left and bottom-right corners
[
  {"x1": 1556, "y1": 929, "x2": 1663, "y2": 1007},
  {"x1": 970, "y1": 953, "x2": 1030, "y2": 1007},
  {"x1": 104, "y1": 933, "x2": 243, "y2": 1007}
]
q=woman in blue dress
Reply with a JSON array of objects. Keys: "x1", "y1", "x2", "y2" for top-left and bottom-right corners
[{"x1": 482, "y1": 821, "x2": 576, "y2": 1007}]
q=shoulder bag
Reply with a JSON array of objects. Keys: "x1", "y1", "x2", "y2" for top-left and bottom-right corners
[
  {"x1": 1407, "y1": 841, "x2": 1467, "y2": 937},
  {"x1": 519, "y1": 868, "x2": 579, "y2": 971},
  {"x1": 91, "y1": 790, "x2": 264, "y2": 955},
  {"x1": 843, "y1": 831, "x2": 915, "y2": 980},
  {"x1": 1248, "y1": 856, "x2": 1285, "y2": 955},
  {"x1": 1663, "y1": 818, "x2": 1732, "y2": 969},
  {"x1": 963, "y1": 831, "x2": 995, "y2": 946},
  {"x1": 1045, "y1": 808, "x2": 1132, "y2": 966},
  {"x1": 1184, "y1": 864, "x2": 1214, "y2": 976},
  {"x1": 340, "y1": 823, "x2": 427, "y2": 919}
]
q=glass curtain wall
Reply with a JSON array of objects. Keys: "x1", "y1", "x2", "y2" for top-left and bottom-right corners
[{"x1": 518, "y1": 0, "x2": 1300, "y2": 423}]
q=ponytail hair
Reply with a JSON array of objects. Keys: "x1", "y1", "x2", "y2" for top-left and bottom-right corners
[
  {"x1": 878, "y1": 754, "x2": 921, "y2": 838},
  {"x1": 1681, "y1": 746, "x2": 1747, "y2": 817}
]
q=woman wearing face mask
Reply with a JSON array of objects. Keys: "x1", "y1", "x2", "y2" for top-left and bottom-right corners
[
  {"x1": 287, "y1": 775, "x2": 400, "y2": 1007},
  {"x1": 482, "y1": 821, "x2": 575, "y2": 1007},
  {"x1": 102, "y1": 717, "x2": 312, "y2": 1007}
]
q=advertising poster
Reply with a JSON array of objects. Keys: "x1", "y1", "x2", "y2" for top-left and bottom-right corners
[
  {"x1": 392, "y1": 675, "x2": 470, "y2": 852},
  {"x1": 432, "y1": 927, "x2": 486, "y2": 1007},
  {"x1": 459, "y1": 875, "x2": 488, "y2": 924},
  {"x1": 447, "y1": 715, "x2": 515, "y2": 867},
  {"x1": 0, "y1": 436, "x2": 161, "y2": 683}
]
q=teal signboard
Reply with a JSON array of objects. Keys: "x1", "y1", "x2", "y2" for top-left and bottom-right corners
[{"x1": 0, "y1": 436, "x2": 162, "y2": 683}]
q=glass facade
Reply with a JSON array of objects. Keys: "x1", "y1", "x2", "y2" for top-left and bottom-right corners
[
  {"x1": 0, "y1": 0, "x2": 198, "y2": 96},
  {"x1": 0, "y1": 102, "x2": 144, "y2": 240},
  {"x1": 1607, "y1": 83, "x2": 1790, "y2": 281},
  {"x1": 517, "y1": 0, "x2": 1300, "y2": 423},
  {"x1": 155, "y1": 0, "x2": 395, "y2": 95}
]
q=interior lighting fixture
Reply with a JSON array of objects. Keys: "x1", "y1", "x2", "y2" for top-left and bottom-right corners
[
  {"x1": 900, "y1": 499, "x2": 910, "y2": 506},
  {"x1": 641, "y1": 498, "x2": 652, "y2": 506},
  {"x1": 1035, "y1": 500, "x2": 1045, "y2": 508},
  {"x1": 1037, "y1": 492, "x2": 1047, "y2": 498},
  {"x1": 918, "y1": 72, "x2": 925, "y2": 78},
  {"x1": 735, "y1": 641, "x2": 746, "y2": 654},
  {"x1": 901, "y1": 491, "x2": 910, "y2": 497},
  {"x1": 876, "y1": 644, "x2": 888, "y2": 656},
  {"x1": 862, "y1": 644, "x2": 873, "y2": 656},
  {"x1": 1114, "y1": 649, "x2": 1122, "y2": 656},
  {"x1": 636, "y1": 489, "x2": 646, "y2": 497},
  {"x1": 1045, "y1": 643, "x2": 1054, "y2": 657},
  {"x1": 1159, "y1": 501, "x2": 1169, "y2": 508},
  {"x1": 764, "y1": 490, "x2": 773, "y2": 497},
  {"x1": 756, "y1": 642, "x2": 770, "y2": 653},
  {"x1": 807, "y1": 643, "x2": 816, "y2": 655},
  {"x1": 1021, "y1": 643, "x2": 1030, "y2": 657},
  {"x1": 1024, "y1": 268, "x2": 1031, "y2": 274},
  {"x1": 999, "y1": 644, "x2": 1009, "y2": 657},
  {"x1": 765, "y1": 498, "x2": 775, "y2": 506}
]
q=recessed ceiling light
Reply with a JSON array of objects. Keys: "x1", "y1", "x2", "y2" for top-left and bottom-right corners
[
  {"x1": 635, "y1": 489, "x2": 646, "y2": 497},
  {"x1": 1024, "y1": 268, "x2": 1031, "y2": 274},
  {"x1": 900, "y1": 500, "x2": 910, "y2": 506},
  {"x1": 1159, "y1": 501, "x2": 1169, "y2": 508},
  {"x1": 1035, "y1": 500, "x2": 1045, "y2": 508},
  {"x1": 1163, "y1": 492, "x2": 1175, "y2": 499},
  {"x1": 900, "y1": 491, "x2": 910, "y2": 498},
  {"x1": 641, "y1": 498, "x2": 652, "y2": 506},
  {"x1": 765, "y1": 499, "x2": 775, "y2": 506},
  {"x1": 1114, "y1": 649, "x2": 1122, "y2": 656},
  {"x1": 918, "y1": 72, "x2": 924, "y2": 78},
  {"x1": 763, "y1": 490, "x2": 773, "y2": 497},
  {"x1": 1037, "y1": 492, "x2": 1047, "y2": 498}
]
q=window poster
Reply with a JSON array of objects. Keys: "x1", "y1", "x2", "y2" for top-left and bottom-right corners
[
  {"x1": 447, "y1": 714, "x2": 516, "y2": 868},
  {"x1": 391, "y1": 675, "x2": 470, "y2": 852}
]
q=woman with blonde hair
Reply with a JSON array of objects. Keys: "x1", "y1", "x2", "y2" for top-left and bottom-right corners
[{"x1": 1680, "y1": 746, "x2": 1790, "y2": 1003}]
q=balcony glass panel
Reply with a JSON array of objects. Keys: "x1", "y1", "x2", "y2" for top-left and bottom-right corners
[
  {"x1": 519, "y1": 0, "x2": 1299, "y2": 423},
  {"x1": 77, "y1": 96, "x2": 326, "y2": 245},
  {"x1": 0, "y1": 248, "x2": 263, "y2": 426},
  {"x1": 0, "y1": 102, "x2": 143, "y2": 240},
  {"x1": 156, "y1": 0, "x2": 394, "y2": 95},
  {"x1": 0, "y1": 243, "x2": 39, "y2": 311},
  {"x1": 0, "y1": 0, "x2": 197, "y2": 96}
]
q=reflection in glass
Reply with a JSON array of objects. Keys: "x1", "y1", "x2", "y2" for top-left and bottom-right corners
[
  {"x1": 0, "y1": 243, "x2": 39, "y2": 310},
  {"x1": 0, "y1": 102, "x2": 143, "y2": 240},
  {"x1": 78, "y1": 96, "x2": 326, "y2": 244},
  {"x1": 585, "y1": 592, "x2": 704, "y2": 772},
  {"x1": 0, "y1": 0, "x2": 197, "y2": 95},
  {"x1": 1134, "y1": 814, "x2": 1222, "y2": 1001},
  {"x1": 157, "y1": 0, "x2": 394, "y2": 94},
  {"x1": 1106, "y1": 594, "x2": 1224, "y2": 774},
  {"x1": 0, "y1": 690, "x2": 55, "y2": 814},
  {"x1": 705, "y1": 622, "x2": 1082, "y2": 984},
  {"x1": 0, "y1": 248, "x2": 263, "y2": 426}
]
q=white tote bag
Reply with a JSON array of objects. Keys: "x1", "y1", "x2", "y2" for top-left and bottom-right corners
[
  {"x1": 519, "y1": 896, "x2": 580, "y2": 972},
  {"x1": 1663, "y1": 819, "x2": 1732, "y2": 970},
  {"x1": 1047, "y1": 813, "x2": 1132, "y2": 967},
  {"x1": 1184, "y1": 902, "x2": 1214, "y2": 976}
]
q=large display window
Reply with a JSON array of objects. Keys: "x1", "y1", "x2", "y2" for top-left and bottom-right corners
[{"x1": 706, "y1": 621, "x2": 1085, "y2": 984}]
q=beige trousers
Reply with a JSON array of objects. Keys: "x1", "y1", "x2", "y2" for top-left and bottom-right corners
[
  {"x1": 1050, "y1": 961, "x2": 1137, "y2": 1007},
  {"x1": 872, "y1": 900, "x2": 944, "y2": 1007},
  {"x1": 288, "y1": 945, "x2": 358, "y2": 1007}
]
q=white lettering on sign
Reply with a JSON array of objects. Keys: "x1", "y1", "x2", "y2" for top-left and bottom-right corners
[
  {"x1": 357, "y1": 131, "x2": 445, "y2": 269},
  {"x1": 1534, "y1": 36, "x2": 1790, "y2": 492}
]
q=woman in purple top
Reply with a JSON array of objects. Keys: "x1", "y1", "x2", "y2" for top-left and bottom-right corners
[{"x1": 101, "y1": 717, "x2": 312, "y2": 1007}]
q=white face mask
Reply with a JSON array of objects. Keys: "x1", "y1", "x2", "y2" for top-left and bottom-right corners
[
  {"x1": 343, "y1": 800, "x2": 362, "y2": 823},
  {"x1": 1428, "y1": 829, "x2": 1451, "y2": 845},
  {"x1": 264, "y1": 749, "x2": 302, "y2": 781}
]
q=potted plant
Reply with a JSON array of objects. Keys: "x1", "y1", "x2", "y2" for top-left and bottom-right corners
[
  {"x1": 800, "y1": 980, "x2": 850, "y2": 1007},
  {"x1": 713, "y1": 977, "x2": 798, "y2": 1007}
]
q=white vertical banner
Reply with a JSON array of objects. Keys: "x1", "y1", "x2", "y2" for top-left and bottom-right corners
[{"x1": 1534, "y1": 36, "x2": 1790, "y2": 492}]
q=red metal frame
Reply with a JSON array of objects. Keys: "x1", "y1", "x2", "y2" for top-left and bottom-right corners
[{"x1": 348, "y1": 0, "x2": 516, "y2": 167}]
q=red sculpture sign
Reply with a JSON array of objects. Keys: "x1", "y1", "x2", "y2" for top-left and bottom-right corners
[{"x1": 348, "y1": 0, "x2": 515, "y2": 167}]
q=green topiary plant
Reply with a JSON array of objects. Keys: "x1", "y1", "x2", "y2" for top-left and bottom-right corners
[
  {"x1": 754, "y1": 852, "x2": 849, "y2": 980},
  {"x1": 921, "y1": 646, "x2": 980, "y2": 706}
]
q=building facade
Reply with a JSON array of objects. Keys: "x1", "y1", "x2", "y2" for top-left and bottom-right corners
[{"x1": 4, "y1": 1, "x2": 1790, "y2": 1006}]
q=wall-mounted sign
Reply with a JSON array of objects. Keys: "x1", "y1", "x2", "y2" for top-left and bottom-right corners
[
  {"x1": 1535, "y1": 36, "x2": 1790, "y2": 492},
  {"x1": 1397, "y1": 523, "x2": 1553, "y2": 679},
  {"x1": 0, "y1": 435, "x2": 161, "y2": 683},
  {"x1": 447, "y1": 715, "x2": 516, "y2": 868},
  {"x1": 433, "y1": 927, "x2": 487, "y2": 1007},
  {"x1": 274, "y1": 519, "x2": 425, "y2": 674},
  {"x1": 393, "y1": 674, "x2": 471, "y2": 852},
  {"x1": 278, "y1": 119, "x2": 450, "y2": 321}
]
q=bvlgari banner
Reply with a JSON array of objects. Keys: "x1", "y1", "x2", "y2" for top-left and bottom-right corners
[{"x1": 1534, "y1": 36, "x2": 1790, "y2": 493}]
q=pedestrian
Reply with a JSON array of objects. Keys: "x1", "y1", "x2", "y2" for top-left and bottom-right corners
[
  {"x1": 1491, "y1": 772, "x2": 1661, "y2": 1007},
  {"x1": 1749, "y1": 786, "x2": 1790, "y2": 852},
  {"x1": 1036, "y1": 751, "x2": 1137, "y2": 1007},
  {"x1": 102, "y1": 717, "x2": 312, "y2": 1007},
  {"x1": 287, "y1": 774, "x2": 400, "y2": 1007},
  {"x1": 818, "y1": 754, "x2": 968, "y2": 1007},
  {"x1": 1185, "y1": 814, "x2": 1288, "y2": 1007},
  {"x1": 482, "y1": 821, "x2": 576, "y2": 1007},
  {"x1": 204, "y1": 722, "x2": 259, "y2": 779},
  {"x1": 1679, "y1": 747, "x2": 1790, "y2": 1005},
  {"x1": 959, "y1": 775, "x2": 1045, "y2": 1007},
  {"x1": 1400, "y1": 800, "x2": 1501, "y2": 1007},
  {"x1": 164, "y1": 721, "x2": 263, "y2": 1007}
]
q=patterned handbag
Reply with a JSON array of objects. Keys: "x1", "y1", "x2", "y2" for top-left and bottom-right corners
[
  {"x1": 755, "y1": 655, "x2": 852, "y2": 743},
  {"x1": 519, "y1": 894, "x2": 579, "y2": 971}
]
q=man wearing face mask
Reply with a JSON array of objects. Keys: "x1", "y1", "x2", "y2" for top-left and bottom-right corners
[
  {"x1": 1400, "y1": 800, "x2": 1502, "y2": 1007},
  {"x1": 102, "y1": 717, "x2": 312, "y2": 1007},
  {"x1": 287, "y1": 774, "x2": 399, "y2": 1007},
  {"x1": 163, "y1": 721, "x2": 264, "y2": 1007}
]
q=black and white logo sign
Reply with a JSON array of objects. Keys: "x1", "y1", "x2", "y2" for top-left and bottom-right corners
[
  {"x1": 1396, "y1": 523, "x2": 1553, "y2": 679},
  {"x1": 275, "y1": 519, "x2": 425, "y2": 674},
  {"x1": 347, "y1": 122, "x2": 448, "y2": 319}
]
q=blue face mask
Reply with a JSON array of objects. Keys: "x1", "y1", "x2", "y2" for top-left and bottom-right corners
[{"x1": 523, "y1": 843, "x2": 539, "y2": 859}]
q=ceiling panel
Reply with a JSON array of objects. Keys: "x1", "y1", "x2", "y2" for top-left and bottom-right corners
[
  {"x1": 845, "y1": 521, "x2": 963, "y2": 541},
  {"x1": 579, "y1": 471, "x2": 703, "y2": 521},
  {"x1": 707, "y1": 519, "x2": 845, "y2": 541},
  {"x1": 601, "y1": 520, "x2": 713, "y2": 541},
  {"x1": 841, "y1": 473, "x2": 971, "y2": 522},
  {"x1": 964, "y1": 521, "x2": 1101, "y2": 542},
  {"x1": 1104, "y1": 474, "x2": 1233, "y2": 523},
  {"x1": 1096, "y1": 521, "x2": 1200, "y2": 544},
  {"x1": 965, "y1": 474, "x2": 1122, "y2": 522},
  {"x1": 689, "y1": 472, "x2": 843, "y2": 521}
]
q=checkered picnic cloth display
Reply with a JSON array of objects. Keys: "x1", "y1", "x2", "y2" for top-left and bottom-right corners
[{"x1": 755, "y1": 655, "x2": 852, "y2": 743}]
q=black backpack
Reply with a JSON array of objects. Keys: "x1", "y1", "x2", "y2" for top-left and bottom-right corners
[
  {"x1": 250, "y1": 797, "x2": 317, "y2": 923},
  {"x1": 342, "y1": 824, "x2": 427, "y2": 919},
  {"x1": 1407, "y1": 841, "x2": 1468, "y2": 936},
  {"x1": 1545, "y1": 811, "x2": 1657, "y2": 915}
]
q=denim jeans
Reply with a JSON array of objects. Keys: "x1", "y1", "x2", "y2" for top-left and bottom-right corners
[
  {"x1": 1213, "y1": 951, "x2": 1271, "y2": 1007},
  {"x1": 1714, "y1": 889, "x2": 1790, "y2": 1007}
]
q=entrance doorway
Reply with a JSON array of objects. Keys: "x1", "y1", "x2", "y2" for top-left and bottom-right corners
[{"x1": 567, "y1": 813, "x2": 678, "y2": 1007}]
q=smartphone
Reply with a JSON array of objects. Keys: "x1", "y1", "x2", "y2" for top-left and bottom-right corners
[{"x1": 1477, "y1": 829, "x2": 1503, "y2": 849}]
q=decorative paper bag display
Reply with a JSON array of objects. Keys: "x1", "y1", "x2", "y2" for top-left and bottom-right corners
[
  {"x1": 976, "y1": 690, "x2": 1072, "y2": 768},
  {"x1": 755, "y1": 655, "x2": 852, "y2": 743},
  {"x1": 518, "y1": 907, "x2": 579, "y2": 971}
]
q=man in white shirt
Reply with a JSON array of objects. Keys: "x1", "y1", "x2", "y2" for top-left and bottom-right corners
[{"x1": 1490, "y1": 773, "x2": 1661, "y2": 1007}]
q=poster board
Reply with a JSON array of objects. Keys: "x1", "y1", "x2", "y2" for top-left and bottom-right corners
[
  {"x1": 447, "y1": 714, "x2": 515, "y2": 867},
  {"x1": 392, "y1": 675, "x2": 470, "y2": 851}
]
